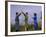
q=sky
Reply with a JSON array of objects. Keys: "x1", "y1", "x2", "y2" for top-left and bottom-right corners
[{"x1": 10, "y1": 5, "x2": 42, "y2": 25}]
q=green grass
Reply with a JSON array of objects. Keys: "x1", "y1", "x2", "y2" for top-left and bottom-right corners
[{"x1": 11, "y1": 22, "x2": 42, "y2": 32}]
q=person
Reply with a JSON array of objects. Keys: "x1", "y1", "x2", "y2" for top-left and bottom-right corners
[
  {"x1": 33, "y1": 13, "x2": 38, "y2": 30},
  {"x1": 15, "y1": 12, "x2": 21, "y2": 32},
  {"x1": 22, "y1": 12, "x2": 28, "y2": 31}
]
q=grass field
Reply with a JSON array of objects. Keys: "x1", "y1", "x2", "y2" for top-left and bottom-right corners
[{"x1": 11, "y1": 21, "x2": 42, "y2": 32}]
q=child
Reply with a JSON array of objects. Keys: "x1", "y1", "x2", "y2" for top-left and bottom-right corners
[
  {"x1": 22, "y1": 12, "x2": 28, "y2": 31},
  {"x1": 15, "y1": 12, "x2": 21, "y2": 31},
  {"x1": 33, "y1": 13, "x2": 38, "y2": 30}
]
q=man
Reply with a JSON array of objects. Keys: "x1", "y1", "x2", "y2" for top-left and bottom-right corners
[
  {"x1": 15, "y1": 12, "x2": 21, "y2": 31},
  {"x1": 22, "y1": 12, "x2": 28, "y2": 31}
]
